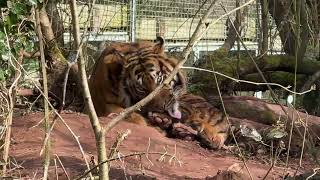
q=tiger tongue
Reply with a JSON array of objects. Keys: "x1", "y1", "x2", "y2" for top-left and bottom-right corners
[{"x1": 168, "y1": 109, "x2": 182, "y2": 119}]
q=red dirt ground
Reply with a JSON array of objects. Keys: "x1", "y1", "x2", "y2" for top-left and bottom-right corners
[{"x1": 8, "y1": 112, "x2": 317, "y2": 179}]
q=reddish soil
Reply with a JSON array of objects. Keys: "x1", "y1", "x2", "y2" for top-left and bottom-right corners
[{"x1": 8, "y1": 111, "x2": 317, "y2": 179}]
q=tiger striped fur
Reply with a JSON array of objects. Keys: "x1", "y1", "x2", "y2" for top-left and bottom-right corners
[{"x1": 148, "y1": 93, "x2": 229, "y2": 149}]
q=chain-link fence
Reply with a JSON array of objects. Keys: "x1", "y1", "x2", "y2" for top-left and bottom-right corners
[{"x1": 57, "y1": 0, "x2": 285, "y2": 60}]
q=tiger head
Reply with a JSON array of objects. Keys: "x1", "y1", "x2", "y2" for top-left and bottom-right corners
[{"x1": 119, "y1": 37, "x2": 186, "y2": 119}]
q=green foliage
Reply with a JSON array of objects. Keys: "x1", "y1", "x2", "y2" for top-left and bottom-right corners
[
  {"x1": 266, "y1": 128, "x2": 287, "y2": 139},
  {"x1": 187, "y1": 83, "x2": 205, "y2": 94},
  {"x1": 0, "y1": 0, "x2": 36, "y2": 82}
]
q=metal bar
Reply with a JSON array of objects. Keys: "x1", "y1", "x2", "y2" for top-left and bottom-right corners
[{"x1": 130, "y1": 0, "x2": 137, "y2": 42}]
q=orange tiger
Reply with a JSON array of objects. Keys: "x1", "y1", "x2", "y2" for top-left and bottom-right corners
[
  {"x1": 148, "y1": 93, "x2": 229, "y2": 149},
  {"x1": 89, "y1": 37, "x2": 187, "y2": 125}
]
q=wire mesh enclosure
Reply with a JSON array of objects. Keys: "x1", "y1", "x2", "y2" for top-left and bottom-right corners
[
  {"x1": 135, "y1": 0, "x2": 257, "y2": 41},
  {"x1": 57, "y1": 0, "x2": 285, "y2": 58}
]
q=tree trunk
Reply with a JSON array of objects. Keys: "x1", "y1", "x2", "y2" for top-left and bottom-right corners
[
  {"x1": 268, "y1": 0, "x2": 296, "y2": 55},
  {"x1": 260, "y1": 0, "x2": 268, "y2": 54},
  {"x1": 38, "y1": 6, "x2": 81, "y2": 109},
  {"x1": 190, "y1": 54, "x2": 320, "y2": 95},
  {"x1": 45, "y1": 0, "x2": 64, "y2": 47},
  {"x1": 219, "y1": 2, "x2": 248, "y2": 52}
]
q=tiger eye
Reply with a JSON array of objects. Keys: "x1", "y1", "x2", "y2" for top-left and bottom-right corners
[{"x1": 144, "y1": 63, "x2": 154, "y2": 69}]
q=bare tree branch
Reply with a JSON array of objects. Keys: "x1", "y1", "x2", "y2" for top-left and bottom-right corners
[
  {"x1": 297, "y1": 0, "x2": 310, "y2": 62},
  {"x1": 268, "y1": 0, "x2": 296, "y2": 55},
  {"x1": 219, "y1": 3, "x2": 249, "y2": 52},
  {"x1": 35, "y1": 7, "x2": 51, "y2": 180},
  {"x1": 1, "y1": 10, "x2": 22, "y2": 176},
  {"x1": 261, "y1": 0, "x2": 269, "y2": 54},
  {"x1": 69, "y1": 0, "x2": 102, "y2": 179}
]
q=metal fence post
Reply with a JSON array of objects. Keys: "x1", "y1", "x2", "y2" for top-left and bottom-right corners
[{"x1": 130, "y1": 0, "x2": 136, "y2": 42}]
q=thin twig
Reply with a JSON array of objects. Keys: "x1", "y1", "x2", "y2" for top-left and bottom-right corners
[
  {"x1": 169, "y1": 144, "x2": 181, "y2": 166},
  {"x1": 182, "y1": 0, "x2": 218, "y2": 58},
  {"x1": 262, "y1": 160, "x2": 275, "y2": 180},
  {"x1": 32, "y1": 169, "x2": 38, "y2": 180},
  {"x1": 117, "y1": 151, "x2": 129, "y2": 179},
  {"x1": 293, "y1": 110, "x2": 310, "y2": 177},
  {"x1": 158, "y1": 146, "x2": 168, "y2": 163},
  {"x1": 262, "y1": 142, "x2": 285, "y2": 180},
  {"x1": 299, "y1": 114, "x2": 308, "y2": 166},
  {"x1": 54, "y1": 158, "x2": 58, "y2": 180},
  {"x1": 108, "y1": 129, "x2": 131, "y2": 159},
  {"x1": 35, "y1": 7, "x2": 51, "y2": 179},
  {"x1": 1, "y1": 9, "x2": 22, "y2": 175},
  {"x1": 209, "y1": 56, "x2": 253, "y2": 180},
  {"x1": 61, "y1": 62, "x2": 72, "y2": 110},
  {"x1": 288, "y1": 8, "x2": 300, "y2": 167},
  {"x1": 306, "y1": 168, "x2": 320, "y2": 180},
  {"x1": 69, "y1": 0, "x2": 97, "y2": 178},
  {"x1": 145, "y1": 138, "x2": 154, "y2": 168},
  {"x1": 28, "y1": 94, "x2": 42, "y2": 112},
  {"x1": 55, "y1": 154, "x2": 70, "y2": 180},
  {"x1": 39, "y1": 116, "x2": 57, "y2": 155},
  {"x1": 6, "y1": 158, "x2": 25, "y2": 174}
]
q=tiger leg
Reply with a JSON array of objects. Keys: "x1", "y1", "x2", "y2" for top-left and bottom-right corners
[
  {"x1": 101, "y1": 103, "x2": 148, "y2": 126},
  {"x1": 147, "y1": 112, "x2": 197, "y2": 140},
  {"x1": 171, "y1": 123, "x2": 198, "y2": 141},
  {"x1": 196, "y1": 117, "x2": 229, "y2": 149},
  {"x1": 147, "y1": 112, "x2": 173, "y2": 129}
]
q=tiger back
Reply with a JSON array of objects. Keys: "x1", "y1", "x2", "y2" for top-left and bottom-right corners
[{"x1": 149, "y1": 93, "x2": 229, "y2": 149}]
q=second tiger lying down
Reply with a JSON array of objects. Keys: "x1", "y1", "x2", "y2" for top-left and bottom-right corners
[{"x1": 147, "y1": 93, "x2": 229, "y2": 149}]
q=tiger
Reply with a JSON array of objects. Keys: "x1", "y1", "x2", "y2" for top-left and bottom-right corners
[
  {"x1": 89, "y1": 37, "x2": 187, "y2": 125},
  {"x1": 147, "y1": 93, "x2": 229, "y2": 149}
]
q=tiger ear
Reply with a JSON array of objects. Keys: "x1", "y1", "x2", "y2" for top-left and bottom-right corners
[
  {"x1": 114, "y1": 50, "x2": 126, "y2": 64},
  {"x1": 153, "y1": 36, "x2": 165, "y2": 54},
  {"x1": 112, "y1": 49, "x2": 127, "y2": 69}
]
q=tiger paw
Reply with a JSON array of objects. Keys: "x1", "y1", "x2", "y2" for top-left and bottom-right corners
[
  {"x1": 101, "y1": 112, "x2": 119, "y2": 121},
  {"x1": 147, "y1": 112, "x2": 173, "y2": 129},
  {"x1": 107, "y1": 112, "x2": 119, "y2": 119},
  {"x1": 171, "y1": 122, "x2": 198, "y2": 141},
  {"x1": 198, "y1": 132, "x2": 227, "y2": 149}
]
